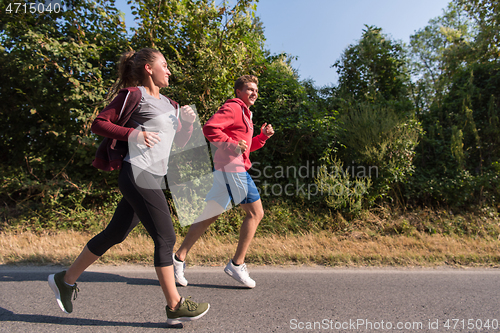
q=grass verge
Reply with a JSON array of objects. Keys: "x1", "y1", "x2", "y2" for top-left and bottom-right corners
[
  {"x1": 1, "y1": 230, "x2": 499, "y2": 267},
  {"x1": 3, "y1": 197, "x2": 500, "y2": 267}
]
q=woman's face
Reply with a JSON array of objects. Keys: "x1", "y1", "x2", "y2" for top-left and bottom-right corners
[{"x1": 148, "y1": 53, "x2": 171, "y2": 88}]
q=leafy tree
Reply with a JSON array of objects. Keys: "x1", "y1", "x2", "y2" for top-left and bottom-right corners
[
  {"x1": 0, "y1": 0, "x2": 271, "y2": 227},
  {"x1": 455, "y1": 0, "x2": 500, "y2": 63},
  {"x1": 410, "y1": 62, "x2": 500, "y2": 207},
  {"x1": 127, "y1": 0, "x2": 266, "y2": 122},
  {"x1": 1, "y1": 0, "x2": 128, "y2": 174},
  {"x1": 407, "y1": 0, "x2": 500, "y2": 207},
  {"x1": 252, "y1": 54, "x2": 334, "y2": 172},
  {"x1": 333, "y1": 25, "x2": 412, "y2": 109},
  {"x1": 409, "y1": 2, "x2": 474, "y2": 113},
  {"x1": 0, "y1": 0, "x2": 129, "y2": 220},
  {"x1": 326, "y1": 26, "x2": 420, "y2": 204}
]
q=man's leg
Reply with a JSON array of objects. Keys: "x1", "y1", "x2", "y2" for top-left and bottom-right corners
[
  {"x1": 232, "y1": 199, "x2": 264, "y2": 264},
  {"x1": 173, "y1": 170, "x2": 230, "y2": 287},
  {"x1": 222, "y1": 199, "x2": 263, "y2": 288},
  {"x1": 175, "y1": 200, "x2": 224, "y2": 261}
]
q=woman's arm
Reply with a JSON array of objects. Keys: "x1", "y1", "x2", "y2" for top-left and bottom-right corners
[{"x1": 91, "y1": 90, "x2": 138, "y2": 142}]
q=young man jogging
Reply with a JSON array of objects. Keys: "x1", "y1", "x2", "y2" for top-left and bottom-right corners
[{"x1": 173, "y1": 75, "x2": 274, "y2": 288}]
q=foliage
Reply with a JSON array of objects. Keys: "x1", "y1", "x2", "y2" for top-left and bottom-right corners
[
  {"x1": 406, "y1": 0, "x2": 500, "y2": 208},
  {"x1": 1, "y1": 0, "x2": 127, "y2": 174},
  {"x1": 333, "y1": 25, "x2": 412, "y2": 109},
  {"x1": 315, "y1": 156, "x2": 372, "y2": 216},
  {"x1": 327, "y1": 25, "x2": 421, "y2": 205},
  {"x1": 332, "y1": 102, "x2": 422, "y2": 203},
  {"x1": 0, "y1": 0, "x2": 267, "y2": 226},
  {"x1": 409, "y1": 2, "x2": 474, "y2": 113},
  {"x1": 444, "y1": 63, "x2": 500, "y2": 170},
  {"x1": 0, "y1": 0, "x2": 130, "y2": 223},
  {"x1": 251, "y1": 54, "x2": 335, "y2": 174},
  {"x1": 2, "y1": 0, "x2": 500, "y2": 234},
  {"x1": 455, "y1": 0, "x2": 500, "y2": 63},
  {"x1": 409, "y1": 62, "x2": 500, "y2": 207},
  {"x1": 128, "y1": 0, "x2": 266, "y2": 122}
]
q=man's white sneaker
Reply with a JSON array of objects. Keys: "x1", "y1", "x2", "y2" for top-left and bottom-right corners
[
  {"x1": 224, "y1": 260, "x2": 256, "y2": 288},
  {"x1": 173, "y1": 255, "x2": 188, "y2": 287}
]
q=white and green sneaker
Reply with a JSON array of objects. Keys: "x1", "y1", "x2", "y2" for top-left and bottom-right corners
[
  {"x1": 166, "y1": 297, "x2": 210, "y2": 325},
  {"x1": 48, "y1": 271, "x2": 79, "y2": 314}
]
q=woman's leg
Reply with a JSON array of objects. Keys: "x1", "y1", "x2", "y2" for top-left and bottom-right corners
[
  {"x1": 49, "y1": 171, "x2": 140, "y2": 314},
  {"x1": 63, "y1": 246, "x2": 99, "y2": 285},
  {"x1": 64, "y1": 197, "x2": 140, "y2": 284},
  {"x1": 156, "y1": 266, "x2": 181, "y2": 309},
  {"x1": 119, "y1": 164, "x2": 182, "y2": 309}
]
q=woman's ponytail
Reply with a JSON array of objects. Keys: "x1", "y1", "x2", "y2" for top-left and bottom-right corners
[
  {"x1": 117, "y1": 51, "x2": 138, "y2": 89},
  {"x1": 106, "y1": 48, "x2": 161, "y2": 101}
]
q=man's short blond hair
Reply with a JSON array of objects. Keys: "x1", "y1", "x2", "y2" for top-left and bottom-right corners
[{"x1": 234, "y1": 75, "x2": 259, "y2": 96}]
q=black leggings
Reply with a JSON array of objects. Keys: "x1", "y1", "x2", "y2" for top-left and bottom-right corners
[{"x1": 87, "y1": 162, "x2": 175, "y2": 267}]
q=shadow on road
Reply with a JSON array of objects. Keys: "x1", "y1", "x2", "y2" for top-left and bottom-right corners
[
  {"x1": 0, "y1": 270, "x2": 159, "y2": 285},
  {"x1": 0, "y1": 306, "x2": 183, "y2": 329},
  {"x1": 0, "y1": 268, "x2": 252, "y2": 290},
  {"x1": 187, "y1": 283, "x2": 249, "y2": 290}
]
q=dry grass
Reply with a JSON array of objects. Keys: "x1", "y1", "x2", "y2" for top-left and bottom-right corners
[{"x1": 1, "y1": 230, "x2": 500, "y2": 267}]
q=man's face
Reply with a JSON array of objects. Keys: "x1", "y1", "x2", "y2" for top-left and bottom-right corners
[{"x1": 236, "y1": 82, "x2": 258, "y2": 108}]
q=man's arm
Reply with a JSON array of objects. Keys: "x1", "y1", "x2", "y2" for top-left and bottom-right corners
[
  {"x1": 202, "y1": 105, "x2": 239, "y2": 150},
  {"x1": 250, "y1": 123, "x2": 274, "y2": 152}
]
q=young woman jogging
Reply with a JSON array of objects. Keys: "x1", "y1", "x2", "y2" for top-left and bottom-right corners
[{"x1": 48, "y1": 48, "x2": 209, "y2": 325}]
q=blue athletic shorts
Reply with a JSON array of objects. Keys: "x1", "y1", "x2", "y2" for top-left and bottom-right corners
[{"x1": 205, "y1": 170, "x2": 260, "y2": 209}]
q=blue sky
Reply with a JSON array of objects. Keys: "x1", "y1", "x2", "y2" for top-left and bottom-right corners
[{"x1": 116, "y1": 0, "x2": 451, "y2": 87}]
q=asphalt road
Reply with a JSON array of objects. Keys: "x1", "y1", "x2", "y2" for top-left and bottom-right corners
[{"x1": 1, "y1": 265, "x2": 500, "y2": 332}]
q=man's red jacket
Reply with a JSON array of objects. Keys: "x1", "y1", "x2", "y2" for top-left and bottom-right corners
[{"x1": 203, "y1": 98, "x2": 269, "y2": 173}]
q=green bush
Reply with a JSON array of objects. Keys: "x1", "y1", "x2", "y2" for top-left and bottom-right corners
[
  {"x1": 409, "y1": 63, "x2": 500, "y2": 207},
  {"x1": 331, "y1": 102, "x2": 422, "y2": 203},
  {"x1": 315, "y1": 157, "x2": 372, "y2": 216}
]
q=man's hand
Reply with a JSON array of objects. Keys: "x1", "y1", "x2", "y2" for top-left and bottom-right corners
[
  {"x1": 236, "y1": 140, "x2": 248, "y2": 154},
  {"x1": 261, "y1": 123, "x2": 274, "y2": 138},
  {"x1": 180, "y1": 105, "x2": 196, "y2": 123}
]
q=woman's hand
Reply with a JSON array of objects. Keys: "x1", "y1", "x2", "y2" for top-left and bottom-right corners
[
  {"x1": 137, "y1": 130, "x2": 161, "y2": 148},
  {"x1": 180, "y1": 105, "x2": 196, "y2": 123},
  {"x1": 261, "y1": 123, "x2": 274, "y2": 138}
]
